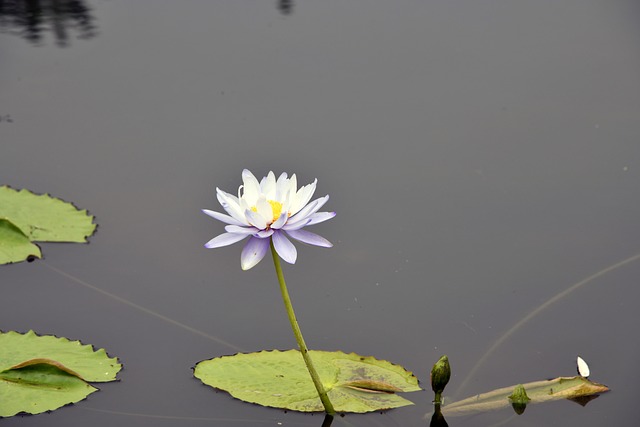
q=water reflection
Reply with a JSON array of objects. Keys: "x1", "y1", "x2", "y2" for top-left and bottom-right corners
[
  {"x1": 429, "y1": 404, "x2": 449, "y2": 427},
  {"x1": 510, "y1": 400, "x2": 527, "y2": 415},
  {"x1": 0, "y1": 0, "x2": 96, "y2": 46},
  {"x1": 321, "y1": 414, "x2": 333, "y2": 427},
  {"x1": 569, "y1": 394, "x2": 601, "y2": 407},
  {"x1": 277, "y1": 0, "x2": 293, "y2": 15}
]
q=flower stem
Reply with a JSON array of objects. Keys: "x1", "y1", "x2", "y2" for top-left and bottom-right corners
[{"x1": 270, "y1": 241, "x2": 335, "y2": 415}]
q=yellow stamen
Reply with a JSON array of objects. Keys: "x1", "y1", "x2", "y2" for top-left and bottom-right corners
[
  {"x1": 268, "y1": 200, "x2": 283, "y2": 223},
  {"x1": 250, "y1": 200, "x2": 285, "y2": 224}
]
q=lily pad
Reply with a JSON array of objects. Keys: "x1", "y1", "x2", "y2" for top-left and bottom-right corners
[
  {"x1": 0, "y1": 186, "x2": 96, "y2": 264},
  {"x1": 194, "y1": 349, "x2": 421, "y2": 413},
  {"x1": 441, "y1": 376, "x2": 609, "y2": 417},
  {"x1": 0, "y1": 219, "x2": 41, "y2": 264},
  {"x1": 0, "y1": 330, "x2": 122, "y2": 417},
  {"x1": 0, "y1": 362, "x2": 97, "y2": 417},
  {"x1": 0, "y1": 330, "x2": 121, "y2": 382}
]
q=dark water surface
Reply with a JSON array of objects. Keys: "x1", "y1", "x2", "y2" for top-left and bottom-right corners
[{"x1": 2, "y1": 1, "x2": 640, "y2": 426}]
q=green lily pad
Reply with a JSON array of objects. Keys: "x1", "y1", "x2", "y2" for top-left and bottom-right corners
[
  {"x1": 0, "y1": 330, "x2": 122, "y2": 417},
  {"x1": 194, "y1": 349, "x2": 421, "y2": 413},
  {"x1": 441, "y1": 376, "x2": 610, "y2": 417},
  {"x1": 0, "y1": 330, "x2": 121, "y2": 382},
  {"x1": 0, "y1": 362, "x2": 97, "y2": 417},
  {"x1": 0, "y1": 219, "x2": 41, "y2": 264},
  {"x1": 0, "y1": 186, "x2": 96, "y2": 264}
]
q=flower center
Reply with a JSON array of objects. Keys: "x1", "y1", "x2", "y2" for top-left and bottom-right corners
[
  {"x1": 268, "y1": 200, "x2": 283, "y2": 222},
  {"x1": 250, "y1": 200, "x2": 284, "y2": 224}
]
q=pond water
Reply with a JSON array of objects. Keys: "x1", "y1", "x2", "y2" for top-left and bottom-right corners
[{"x1": 2, "y1": 1, "x2": 640, "y2": 426}]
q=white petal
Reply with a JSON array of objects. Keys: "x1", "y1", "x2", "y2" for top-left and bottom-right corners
[
  {"x1": 273, "y1": 231, "x2": 297, "y2": 264},
  {"x1": 275, "y1": 172, "x2": 289, "y2": 200},
  {"x1": 577, "y1": 356, "x2": 590, "y2": 378},
  {"x1": 239, "y1": 197, "x2": 252, "y2": 217},
  {"x1": 245, "y1": 208, "x2": 268, "y2": 230},
  {"x1": 290, "y1": 179, "x2": 317, "y2": 215},
  {"x1": 204, "y1": 232, "x2": 247, "y2": 248},
  {"x1": 289, "y1": 174, "x2": 298, "y2": 197},
  {"x1": 216, "y1": 187, "x2": 240, "y2": 206},
  {"x1": 255, "y1": 195, "x2": 273, "y2": 223},
  {"x1": 240, "y1": 236, "x2": 270, "y2": 270},
  {"x1": 287, "y1": 199, "x2": 319, "y2": 226},
  {"x1": 202, "y1": 209, "x2": 245, "y2": 226},
  {"x1": 280, "y1": 187, "x2": 292, "y2": 215},
  {"x1": 261, "y1": 171, "x2": 277, "y2": 199},
  {"x1": 216, "y1": 189, "x2": 246, "y2": 224},
  {"x1": 288, "y1": 195, "x2": 329, "y2": 226},
  {"x1": 241, "y1": 169, "x2": 261, "y2": 206},
  {"x1": 286, "y1": 229, "x2": 333, "y2": 247}
]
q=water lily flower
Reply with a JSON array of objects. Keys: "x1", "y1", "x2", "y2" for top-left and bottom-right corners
[{"x1": 203, "y1": 169, "x2": 335, "y2": 270}]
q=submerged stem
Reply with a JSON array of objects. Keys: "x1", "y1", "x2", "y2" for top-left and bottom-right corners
[{"x1": 270, "y1": 241, "x2": 335, "y2": 415}]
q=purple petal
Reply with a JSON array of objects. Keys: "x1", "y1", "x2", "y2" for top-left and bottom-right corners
[
  {"x1": 240, "y1": 236, "x2": 270, "y2": 270},
  {"x1": 286, "y1": 199, "x2": 319, "y2": 226},
  {"x1": 308, "y1": 195, "x2": 329, "y2": 213},
  {"x1": 281, "y1": 218, "x2": 311, "y2": 231},
  {"x1": 285, "y1": 229, "x2": 333, "y2": 247},
  {"x1": 225, "y1": 225, "x2": 258, "y2": 235},
  {"x1": 270, "y1": 212, "x2": 289, "y2": 229},
  {"x1": 202, "y1": 209, "x2": 246, "y2": 226},
  {"x1": 272, "y1": 231, "x2": 297, "y2": 264},
  {"x1": 305, "y1": 211, "x2": 336, "y2": 225},
  {"x1": 256, "y1": 229, "x2": 274, "y2": 238},
  {"x1": 204, "y1": 232, "x2": 248, "y2": 248}
]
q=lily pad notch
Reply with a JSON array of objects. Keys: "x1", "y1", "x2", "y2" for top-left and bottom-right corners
[{"x1": 0, "y1": 186, "x2": 97, "y2": 264}]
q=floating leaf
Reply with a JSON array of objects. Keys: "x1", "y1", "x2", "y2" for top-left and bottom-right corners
[
  {"x1": 0, "y1": 330, "x2": 121, "y2": 382},
  {"x1": 0, "y1": 218, "x2": 41, "y2": 264},
  {"x1": 0, "y1": 362, "x2": 97, "y2": 417},
  {"x1": 440, "y1": 376, "x2": 609, "y2": 417},
  {"x1": 194, "y1": 349, "x2": 421, "y2": 413},
  {"x1": 0, "y1": 186, "x2": 96, "y2": 242},
  {"x1": 0, "y1": 186, "x2": 96, "y2": 264},
  {"x1": 0, "y1": 330, "x2": 122, "y2": 417}
]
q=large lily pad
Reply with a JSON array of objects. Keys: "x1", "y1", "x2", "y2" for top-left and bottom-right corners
[
  {"x1": 0, "y1": 330, "x2": 122, "y2": 417},
  {"x1": 194, "y1": 349, "x2": 421, "y2": 413},
  {"x1": 0, "y1": 219, "x2": 41, "y2": 264},
  {"x1": 0, "y1": 186, "x2": 96, "y2": 264},
  {"x1": 441, "y1": 376, "x2": 609, "y2": 417}
]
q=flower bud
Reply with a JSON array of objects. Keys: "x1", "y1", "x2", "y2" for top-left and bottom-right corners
[
  {"x1": 431, "y1": 355, "x2": 451, "y2": 402},
  {"x1": 508, "y1": 384, "x2": 530, "y2": 415}
]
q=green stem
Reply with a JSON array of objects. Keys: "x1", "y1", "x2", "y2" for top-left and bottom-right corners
[{"x1": 270, "y1": 241, "x2": 335, "y2": 415}]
